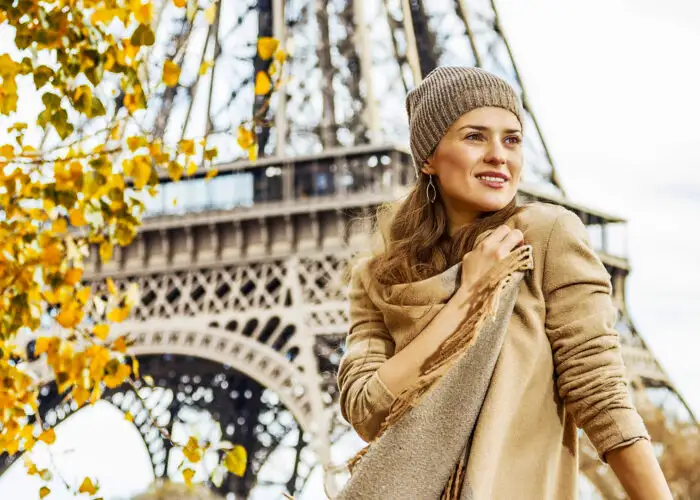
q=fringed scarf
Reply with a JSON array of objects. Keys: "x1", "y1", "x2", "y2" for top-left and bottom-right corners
[{"x1": 327, "y1": 244, "x2": 534, "y2": 500}]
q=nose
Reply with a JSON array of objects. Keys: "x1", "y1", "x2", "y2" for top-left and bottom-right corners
[{"x1": 484, "y1": 140, "x2": 507, "y2": 166}]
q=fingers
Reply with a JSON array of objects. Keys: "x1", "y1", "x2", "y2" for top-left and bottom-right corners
[
  {"x1": 498, "y1": 228, "x2": 524, "y2": 257},
  {"x1": 477, "y1": 225, "x2": 524, "y2": 259},
  {"x1": 485, "y1": 225, "x2": 512, "y2": 244}
]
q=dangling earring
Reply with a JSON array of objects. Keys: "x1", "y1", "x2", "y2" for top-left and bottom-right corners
[{"x1": 426, "y1": 174, "x2": 437, "y2": 203}]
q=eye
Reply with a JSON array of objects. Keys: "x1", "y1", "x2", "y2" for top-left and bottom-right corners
[
  {"x1": 464, "y1": 133, "x2": 483, "y2": 141},
  {"x1": 505, "y1": 135, "x2": 522, "y2": 145}
]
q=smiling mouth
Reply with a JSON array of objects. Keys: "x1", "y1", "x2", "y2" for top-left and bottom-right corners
[
  {"x1": 475, "y1": 175, "x2": 508, "y2": 188},
  {"x1": 476, "y1": 175, "x2": 508, "y2": 183}
]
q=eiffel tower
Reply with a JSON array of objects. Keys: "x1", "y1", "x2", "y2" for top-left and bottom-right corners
[{"x1": 1, "y1": 0, "x2": 695, "y2": 498}]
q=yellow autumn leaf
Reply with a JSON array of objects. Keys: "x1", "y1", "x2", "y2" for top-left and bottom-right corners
[
  {"x1": 125, "y1": 411, "x2": 134, "y2": 422},
  {"x1": 199, "y1": 60, "x2": 213, "y2": 76},
  {"x1": 34, "y1": 337, "x2": 51, "y2": 356},
  {"x1": 107, "y1": 306, "x2": 130, "y2": 323},
  {"x1": 205, "y1": 169, "x2": 218, "y2": 181},
  {"x1": 104, "y1": 363, "x2": 130, "y2": 388},
  {"x1": 0, "y1": 144, "x2": 14, "y2": 158},
  {"x1": 106, "y1": 277, "x2": 117, "y2": 295},
  {"x1": 132, "y1": 156, "x2": 152, "y2": 189},
  {"x1": 223, "y1": 445, "x2": 247, "y2": 477},
  {"x1": 204, "y1": 3, "x2": 216, "y2": 23},
  {"x1": 247, "y1": 144, "x2": 258, "y2": 162},
  {"x1": 25, "y1": 459, "x2": 39, "y2": 476},
  {"x1": 168, "y1": 162, "x2": 184, "y2": 182},
  {"x1": 183, "y1": 436, "x2": 202, "y2": 463},
  {"x1": 69, "y1": 208, "x2": 87, "y2": 227},
  {"x1": 186, "y1": 162, "x2": 197, "y2": 176},
  {"x1": 100, "y1": 241, "x2": 113, "y2": 262},
  {"x1": 183, "y1": 468, "x2": 195, "y2": 486},
  {"x1": 38, "y1": 428, "x2": 56, "y2": 445},
  {"x1": 64, "y1": 268, "x2": 83, "y2": 286},
  {"x1": 237, "y1": 125, "x2": 255, "y2": 149},
  {"x1": 20, "y1": 426, "x2": 33, "y2": 441},
  {"x1": 78, "y1": 477, "x2": 98, "y2": 495},
  {"x1": 132, "y1": 0, "x2": 153, "y2": 24},
  {"x1": 254, "y1": 71, "x2": 271, "y2": 95},
  {"x1": 257, "y1": 37, "x2": 279, "y2": 60},
  {"x1": 112, "y1": 335, "x2": 129, "y2": 353},
  {"x1": 39, "y1": 486, "x2": 50, "y2": 499},
  {"x1": 204, "y1": 147, "x2": 218, "y2": 161},
  {"x1": 274, "y1": 48, "x2": 287, "y2": 64},
  {"x1": 53, "y1": 217, "x2": 67, "y2": 234},
  {"x1": 124, "y1": 88, "x2": 144, "y2": 113},
  {"x1": 162, "y1": 60, "x2": 181, "y2": 87},
  {"x1": 127, "y1": 136, "x2": 146, "y2": 152},
  {"x1": 173, "y1": 0, "x2": 186, "y2": 6},
  {"x1": 132, "y1": 357, "x2": 140, "y2": 378},
  {"x1": 89, "y1": 384, "x2": 103, "y2": 404},
  {"x1": 24, "y1": 437, "x2": 37, "y2": 452},
  {"x1": 178, "y1": 139, "x2": 195, "y2": 156},
  {"x1": 90, "y1": 8, "x2": 121, "y2": 25},
  {"x1": 110, "y1": 123, "x2": 122, "y2": 140},
  {"x1": 76, "y1": 286, "x2": 91, "y2": 304},
  {"x1": 93, "y1": 324, "x2": 110, "y2": 341},
  {"x1": 73, "y1": 386, "x2": 91, "y2": 407},
  {"x1": 56, "y1": 305, "x2": 83, "y2": 329},
  {"x1": 42, "y1": 244, "x2": 62, "y2": 266}
]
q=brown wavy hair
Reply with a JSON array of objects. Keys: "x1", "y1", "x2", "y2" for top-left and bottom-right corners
[{"x1": 365, "y1": 172, "x2": 527, "y2": 287}]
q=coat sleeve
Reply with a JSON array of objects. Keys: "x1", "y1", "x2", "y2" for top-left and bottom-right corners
[
  {"x1": 542, "y1": 210, "x2": 650, "y2": 461},
  {"x1": 337, "y1": 260, "x2": 397, "y2": 442}
]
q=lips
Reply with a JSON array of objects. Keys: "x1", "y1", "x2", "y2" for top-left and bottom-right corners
[
  {"x1": 475, "y1": 171, "x2": 509, "y2": 190},
  {"x1": 475, "y1": 171, "x2": 510, "y2": 181}
]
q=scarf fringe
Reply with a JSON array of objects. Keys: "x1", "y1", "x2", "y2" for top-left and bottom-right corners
[
  {"x1": 346, "y1": 244, "x2": 533, "y2": 474},
  {"x1": 442, "y1": 450, "x2": 468, "y2": 499}
]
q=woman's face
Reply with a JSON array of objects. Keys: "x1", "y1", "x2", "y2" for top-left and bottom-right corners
[{"x1": 422, "y1": 106, "x2": 523, "y2": 226}]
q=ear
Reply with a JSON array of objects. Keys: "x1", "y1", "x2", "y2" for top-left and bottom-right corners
[{"x1": 420, "y1": 156, "x2": 436, "y2": 176}]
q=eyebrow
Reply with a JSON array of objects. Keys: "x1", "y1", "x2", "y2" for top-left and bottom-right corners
[{"x1": 458, "y1": 124, "x2": 522, "y2": 134}]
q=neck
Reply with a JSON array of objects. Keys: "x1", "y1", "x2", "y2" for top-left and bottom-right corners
[{"x1": 443, "y1": 200, "x2": 480, "y2": 236}]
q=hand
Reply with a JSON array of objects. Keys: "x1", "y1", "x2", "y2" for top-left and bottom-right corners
[{"x1": 459, "y1": 225, "x2": 524, "y2": 294}]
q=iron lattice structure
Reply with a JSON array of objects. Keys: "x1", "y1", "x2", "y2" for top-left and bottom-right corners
[{"x1": 1, "y1": 1, "x2": 695, "y2": 499}]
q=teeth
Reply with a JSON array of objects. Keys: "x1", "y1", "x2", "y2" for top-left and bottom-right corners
[{"x1": 478, "y1": 176, "x2": 506, "y2": 182}]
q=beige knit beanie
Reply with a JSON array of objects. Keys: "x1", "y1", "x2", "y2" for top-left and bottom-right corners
[{"x1": 406, "y1": 66, "x2": 523, "y2": 178}]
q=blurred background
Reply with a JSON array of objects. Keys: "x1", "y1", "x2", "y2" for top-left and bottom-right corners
[{"x1": 0, "y1": 0, "x2": 698, "y2": 498}]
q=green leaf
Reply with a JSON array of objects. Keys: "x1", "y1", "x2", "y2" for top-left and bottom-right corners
[
  {"x1": 15, "y1": 35, "x2": 31, "y2": 50},
  {"x1": 41, "y1": 92, "x2": 62, "y2": 110},
  {"x1": 37, "y1": 108, "x2": 52, "y2": 128},
  {"x1": 50, "y1": 109, "x2": 73, "y2": 140},
  {"x1": 204, "y1": 147, "x2": 218, "y2": 161},
  {"x1": 67, "y1": 61, "x2": 81, "y2": 78},
  {"x1": 130, "y1": 24, "x2": 155, "y2": 47},
  {"x1": 91, "y1": 97, "x2": 106, "y2": 117},
  {"x1": 33, "y1": 66, "x2": 54, "y2": 89}
]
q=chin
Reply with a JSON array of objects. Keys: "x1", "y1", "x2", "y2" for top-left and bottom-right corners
[{"x1": 471, "y1": 194, "x2": 513, "y2": 213}]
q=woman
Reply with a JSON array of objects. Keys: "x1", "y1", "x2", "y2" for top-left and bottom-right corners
[
  {"x1": 131, "y1": 480, "x2": 224, "y2": 500},
  {"x1": 336, "y1": 67, "x2": 671, "y2": 499}
]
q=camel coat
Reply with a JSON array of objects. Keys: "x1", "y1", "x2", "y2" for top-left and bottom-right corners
[{"x1": 337, "y1": 202, "x2": 649, "y2": 499}]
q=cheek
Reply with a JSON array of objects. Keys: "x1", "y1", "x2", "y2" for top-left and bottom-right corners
[
  {"x1": 437, "y1": 145, "x2": 480, "y2": 176},
  {"x1": 509, "y1": 156, "x2": 524, "y2": 178}
]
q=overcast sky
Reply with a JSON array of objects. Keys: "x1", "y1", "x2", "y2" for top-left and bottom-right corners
[
  {"x1": 498, "y1": 0, "x2": 700, "y2": 416},
  {"x1": 1, "y1": 0, "x2": 699, "y2": 498}
]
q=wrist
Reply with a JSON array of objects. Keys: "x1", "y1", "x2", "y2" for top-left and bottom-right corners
[{"x1": 452, "y1": 284, "x2": 472, "y2": 308}]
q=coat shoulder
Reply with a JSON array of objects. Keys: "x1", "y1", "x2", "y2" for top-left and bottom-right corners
[{"x1": 509, "y1": 202, "x2": 577, "y2": 243}]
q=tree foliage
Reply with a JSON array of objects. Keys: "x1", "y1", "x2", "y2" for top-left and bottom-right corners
[
  {"x1": 642, "y1": 405, "x2": 700, "y2": 499},
  {"x1": 0, "y1": 0, "x2": 285, "y2": 496}
]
